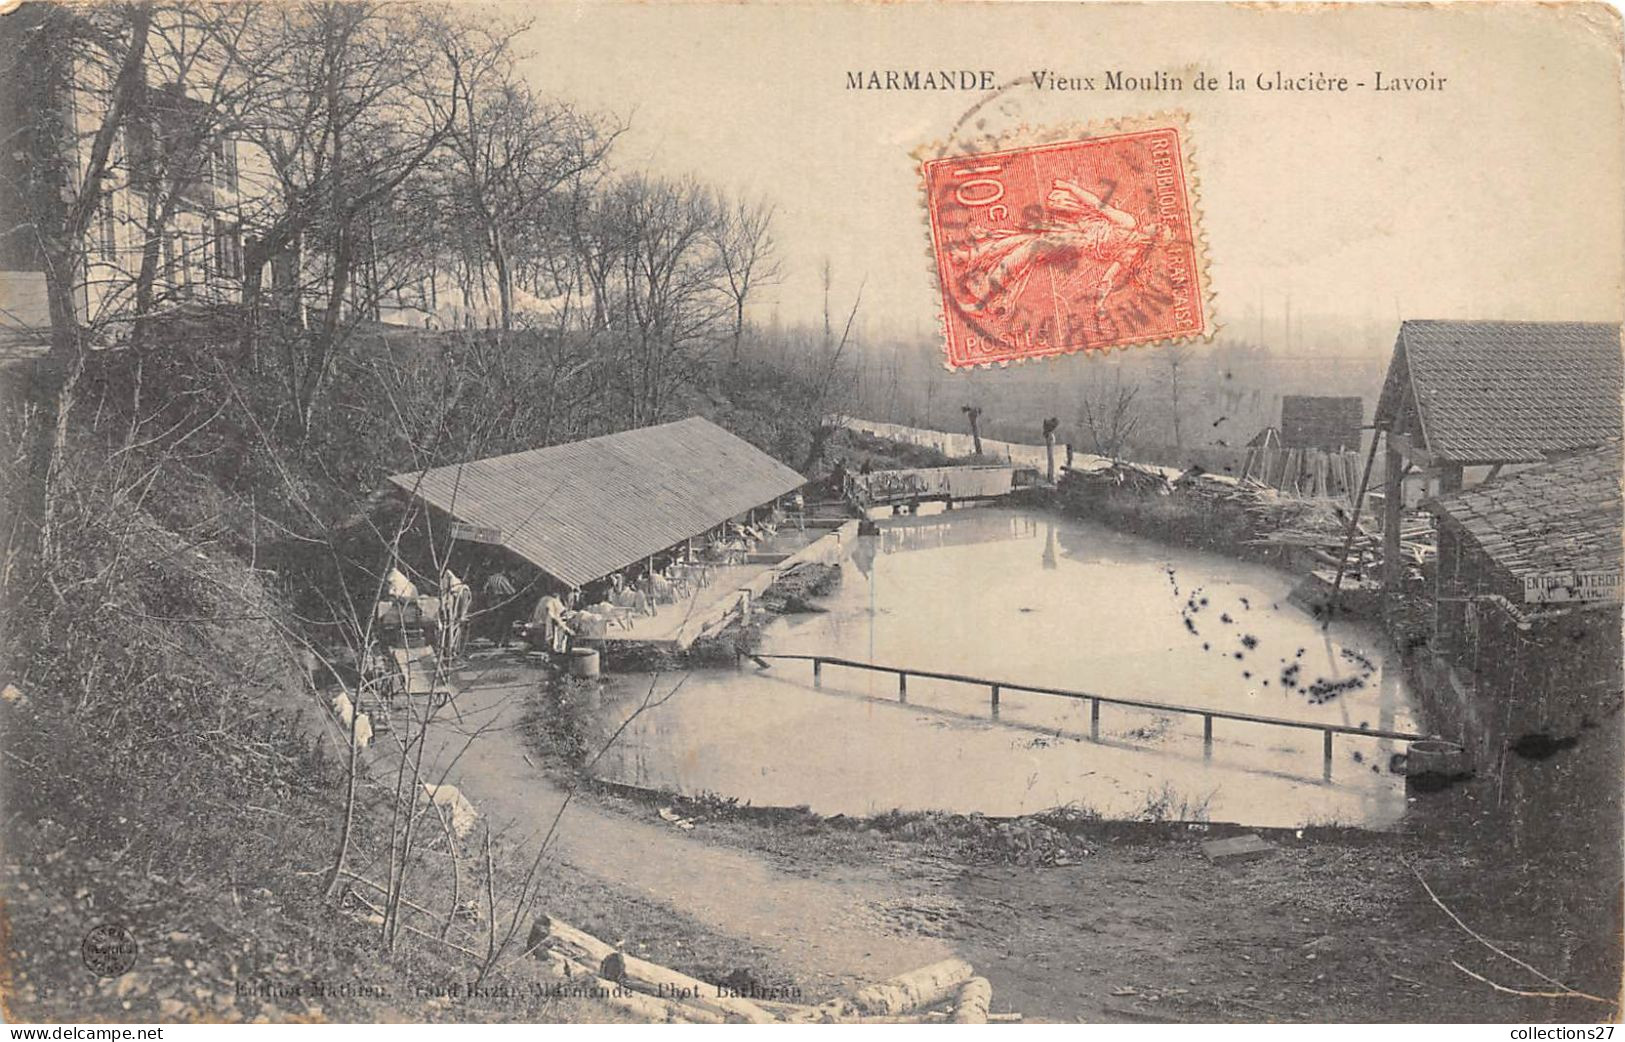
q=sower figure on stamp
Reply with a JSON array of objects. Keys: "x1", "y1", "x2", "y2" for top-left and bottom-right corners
[{"x1": 950, "y1": 179, "x2": 1175, "y2": 324}]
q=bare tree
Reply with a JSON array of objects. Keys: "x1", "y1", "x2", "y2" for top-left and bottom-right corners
[
  {"x1": 796, "y1": 276, "x2": 865, "y2": 473},
  {"x1": 438, "y1": 22, "x2": 615, "y2": 332},
  {"x1": 5, "y1": 1, "x2": 154, "y2": 562},
  {"x1": 1162, "y1": 343, "x2": 1189, "y2": 449},
  {"x1": 712, "y1": 198, "x2": 780, "y2": 365},
  {"x1": 234, "y1": 1, "x2": 465, "y2": 429},
  {"x1": 592, "y1": 175, "x2": 730, "y2": 426},
  {"x1": 113, "y1": 4, "x2": 288, "y2": 357},
  {"x1": 1078, "y1": 372, "x2": 1142, "y2": 459}
]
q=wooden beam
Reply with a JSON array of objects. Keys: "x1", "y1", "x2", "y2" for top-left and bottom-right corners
[
  {"x1": 1383, "y1": 438, "x2": 1404, "y2": 602},
  {"x1": 1326, "y1": 424, "x2": 1383, "y2": 623},
  {"x1": 1387, "y1": 432, "x2": 1437, "y2": 469}
]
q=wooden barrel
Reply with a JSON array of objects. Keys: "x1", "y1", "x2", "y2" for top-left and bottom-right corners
[{"x1": 566, "y1": 647, "x2": 601, "y2": 679}]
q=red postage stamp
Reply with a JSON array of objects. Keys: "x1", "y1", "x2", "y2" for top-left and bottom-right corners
[{"x1": 920, "y1": 122, "x2": 1211, "y2": 368}]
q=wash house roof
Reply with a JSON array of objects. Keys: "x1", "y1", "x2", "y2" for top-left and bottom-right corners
[
  {"x1": 1425, "y1": 445, "x2": 1623, "y2": 584},
  {"x1": 387, "y1": 417, "x2": 805, "y2": 588},
  {"x1": 1374, "y1": 320, "x2": 1623, "y2": 465}
]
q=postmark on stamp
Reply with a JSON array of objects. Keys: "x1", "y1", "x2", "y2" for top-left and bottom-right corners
[{"x1": 919, "y1": 117, "x2": 1212, "y2": 369}]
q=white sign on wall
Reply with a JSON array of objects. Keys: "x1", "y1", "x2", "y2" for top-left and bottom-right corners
[
  {"x1": 449, "y1": 521, "x2": 503, "y2": 545},
  {"x1": 1523, "y1": 569, "x2": 1623, "y2": 605}
]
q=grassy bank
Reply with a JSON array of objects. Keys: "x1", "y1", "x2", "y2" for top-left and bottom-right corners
[{"x1": 0, "y1": 504, "x2": 614, "y2": 1022}]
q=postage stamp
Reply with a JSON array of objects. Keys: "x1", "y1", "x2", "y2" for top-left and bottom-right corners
[{"x1": 919, "y1": 118, "x2": 1213, "y2": 368}]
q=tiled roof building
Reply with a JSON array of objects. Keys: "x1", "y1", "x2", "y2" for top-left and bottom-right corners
[
  {"x1": 1374, "y1": 320, "x2": 1623, "y2": 599},
  {"x1": 1427, "y1": 445, "x2": 1623, "y2": 603},
  {"x1": 1375, "y1": 320, "x2": 1622, "y2": 466}
]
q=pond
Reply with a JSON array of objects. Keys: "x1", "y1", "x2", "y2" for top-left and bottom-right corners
[{"x1": 585, "y1": 505, "x2": 1422, "y2": 828}]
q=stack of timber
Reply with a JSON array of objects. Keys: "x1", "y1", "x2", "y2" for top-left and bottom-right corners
[
  {"x1": 1060, "y1": 459, "x2": 1173, "y2": 495},
  {"x1": 1244, "y1": 492, "x2": 1435, "y2": 615},
  {"x1": 1236, "y1": 444, "x2": 1365, "y2": 501},
  {"x1": 1241, "y1": 491, "x2": 1433, "y2": 571},
  {"x1": 528, "y1": 915, "x2": 1019, "y2": 1024}
]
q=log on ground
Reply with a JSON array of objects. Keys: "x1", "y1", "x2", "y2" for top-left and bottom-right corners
[
  {"x1": 849, "y1": 956, "x2": 977, "y2": 1016},
  {"x1": 950, "y1": 977, "x2": 993, "y2": 1023},
  {"x1": 542, "y1": 949, "x2": 725, "y2": 1024},
  {"x1": 537, "y1": 914, "x2": 775, "y2": 1024}
]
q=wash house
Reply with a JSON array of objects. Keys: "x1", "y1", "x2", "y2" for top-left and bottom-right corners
[{"x1": 386, "y1": 416, "x2": 807, "y2": 638}]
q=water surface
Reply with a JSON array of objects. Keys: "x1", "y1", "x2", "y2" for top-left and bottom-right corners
[{"x1": 588, "y1": 505, "x2": 1419, "y2": 828}]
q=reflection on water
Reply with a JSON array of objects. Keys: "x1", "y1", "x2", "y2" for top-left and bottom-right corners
[{"x1": 587, "y1": 505, "x2": 1421, "y2": 828}]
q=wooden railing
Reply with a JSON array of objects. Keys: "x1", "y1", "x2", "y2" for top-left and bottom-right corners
[{"x1": 749, "y1": 653, "x2": 1438, "y2": 779}]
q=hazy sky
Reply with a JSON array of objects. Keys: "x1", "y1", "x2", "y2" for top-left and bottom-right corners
[{"x1": 515, "y1": 3, "x2": 1624, "y2": 352}]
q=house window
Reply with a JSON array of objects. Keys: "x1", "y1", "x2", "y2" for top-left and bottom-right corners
[
  {"x1": 95, "y1": 196, "x2": 117, "y2": 262},
  {"x1": 170, "y1": 231, "x2": 196, "y2": 296},
  {"x1": 211, "y1": 218, "x2": 242, "y2": 281},
  {"x1": 124, "y1": 120, "x2": 158, "y2": 194},
  {"x1": 211, "y1": 137, "x2": 239, "y2": 192}
]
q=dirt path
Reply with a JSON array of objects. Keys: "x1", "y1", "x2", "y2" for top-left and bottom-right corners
[
  {"x1": 414, "y1": 655, "x2": 951, "y2": 1000},
  {"x1": 390, "y1": 652, "x2": 1618, "y2": 1023}
]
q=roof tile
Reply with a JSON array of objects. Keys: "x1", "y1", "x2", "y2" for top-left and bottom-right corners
[{"x1": 1426, "y1": 444, "x2": 1623, "y2": 580}]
